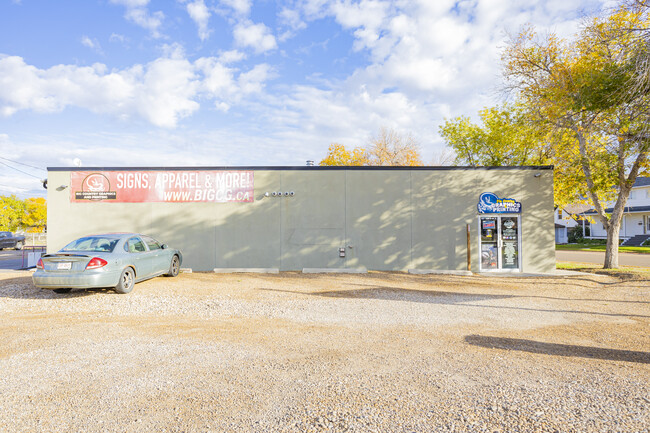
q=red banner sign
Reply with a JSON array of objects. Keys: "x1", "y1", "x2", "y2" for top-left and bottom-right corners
[{"x1": 70, "y1": 170, "x2": 254, "y2": 203}]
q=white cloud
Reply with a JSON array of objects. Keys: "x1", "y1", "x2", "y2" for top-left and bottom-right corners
[
  {"x1": 186, "y1": 0, "x2": 212, "y2": 41},
  {"x1": 278, "y1": 7, "x2": 307, "y2": 41},
  {"x1": 0, "y1": 53, "x2": 272, "y2": 128},
  {"x1": 219, "y1": 0, "x2": 251, "y2": 15},
  {"x1": 218, "y1": 50, "x2": 246, "y2": 64},
  {"x1": 233, "y1": 21, "x2": 278, "y2": 53},
  {"x1": 110, "y1": 0, "x2": 164, "y2": 38},
  {"x1": 81, "y1": 36, "x2": 103, "y2": 54},
  {"x1": 238, "y1": 64, "x2": 272, "y2": 94},
  {"x1": 109, "y1": 33, "x2": 128, "y2": 44}
]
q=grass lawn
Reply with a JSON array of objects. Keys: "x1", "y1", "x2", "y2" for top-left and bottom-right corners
[
  {"x1": 557, "y1": 261, "x2": 650, "y2": 280},
  {"x1": 556, "y1": 244, "x2": 650, "y2": 254}
]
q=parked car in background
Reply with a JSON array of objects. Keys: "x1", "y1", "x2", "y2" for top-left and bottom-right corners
[
  {"x1": 32, "y1": 233, "x2": 182, "y2": 294},
  {"x1": 0, "y1": 231, "x2": 26, "y2": 250}
]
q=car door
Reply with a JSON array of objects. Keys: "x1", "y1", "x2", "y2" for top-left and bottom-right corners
[
  {"x1": 125, "y1": 236, "x2": 154, "y2": 279},
  {"x1": 140, "y1": 235, "x2": 167, "y2": 275},
  {"x1": 0, "y1": 232, "x2": 10, "y2": 249}
]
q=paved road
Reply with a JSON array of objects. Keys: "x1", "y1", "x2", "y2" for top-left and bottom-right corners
[
  {"x1": 556, "y1": 250, "x2": 650, "y2": 267},
  {"x1": 0, "y1": 250, "x2": 24, "y2": 270}
]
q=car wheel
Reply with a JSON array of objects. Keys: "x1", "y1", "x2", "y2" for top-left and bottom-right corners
[
  {"x1": 14, "y1": 241, "x2": 23, "y2": 250},
  {"x1": 165, "y1": 255, "x2": 180, "y2": 277},
  {"x1": 53, "y1": 288, "x2": 72, "y2": 294},
  {"x1": 115, "y1": 267, "x2": 135, "y2": 294}
]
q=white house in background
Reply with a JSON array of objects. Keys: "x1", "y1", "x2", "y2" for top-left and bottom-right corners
[
  {"x1": 554, "y1": 204, "x2": 590, "y2": 244},
  {"x1": 583, "y1": 177, "x2": 650, "y2": 246}
]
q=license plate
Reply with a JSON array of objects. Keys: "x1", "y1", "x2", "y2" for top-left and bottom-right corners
[{"x1": 57, "y1": 262, "x2": 72, "y2": 270}]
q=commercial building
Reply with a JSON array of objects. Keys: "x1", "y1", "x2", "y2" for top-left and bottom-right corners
[{"x1": 46, "y1": 166, "x2": 555, "y2": 273}]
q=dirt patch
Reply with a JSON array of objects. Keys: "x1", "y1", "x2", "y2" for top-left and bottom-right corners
[{"x1": 0, "y1": 271, "x2": 648, "y2": 432}]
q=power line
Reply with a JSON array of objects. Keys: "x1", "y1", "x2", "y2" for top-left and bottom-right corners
[
  {"x1": 0, "y1": 156, "x2": 46, "y2": 171},
  {"x1": 0, "y1": 160, "x2": 43, "y2": 179},
  {"x1": 0, "y1": 183, "x2": 29, "y2": 191}
]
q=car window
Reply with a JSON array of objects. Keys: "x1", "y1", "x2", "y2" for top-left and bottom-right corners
[
  {"x1": 0, "y1": 232, "x2": 8, "y2": 237},
  {"x1": 61, "y1": 236, "x2": 119, "y2": 252},
  {"x1": 141, "y1": 236, "x2": 162, "y2": 251},
  {"x1": 125, "y1": 237, "x2": 147, "y2": 253}
]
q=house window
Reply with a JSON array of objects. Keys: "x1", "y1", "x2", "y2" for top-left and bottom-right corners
[{"x1": 557, "y1": 209, "x2": 562, "y2": 219}]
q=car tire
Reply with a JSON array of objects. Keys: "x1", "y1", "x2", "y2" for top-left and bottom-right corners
[
  {"x1": 115, "y1": 267, "x2": 135, "y2": 294},
  {"x1": 14, "y1": 242, "x2": 23, "y2": 250},
  {"x1": 165, "y1": 255, "x2": 180, "y2": 277},
  {"x1": 53, "y1": 288, "x2": 72, "y2": 294}
]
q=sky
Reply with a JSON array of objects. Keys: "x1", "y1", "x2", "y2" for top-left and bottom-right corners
[{"x1": 0, "y1": 0, "x2": 611, "y2": 198}]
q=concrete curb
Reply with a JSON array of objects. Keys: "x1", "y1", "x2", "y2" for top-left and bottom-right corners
[
  {"x1": 213, "y1": 268, "x2": 279, "y2": 274},
  {"x1": 302, "y1": 268, "x2": 368, "y2": 274},
  {"x1": 408, "y1": 269, "x2": 473, "y2": 276},
  {"x1": 475, "y1": 270, "x2": 610, "y2": 278}
]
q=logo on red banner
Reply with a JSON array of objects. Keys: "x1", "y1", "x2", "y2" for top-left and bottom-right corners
[
  {"x1": 70, "y1": 171, "x2": 255, "y2": 203},
  {"x1": 75, "y1": 173, "x2": 116, "y2": 201}
]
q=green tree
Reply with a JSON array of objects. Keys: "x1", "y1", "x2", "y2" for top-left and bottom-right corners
[
  {"x1": 477, "y1": 4, "x2": 649, "y2": 268},
  {"x1": 439, "y1": 103, "x2": 553, "y2": 166}
]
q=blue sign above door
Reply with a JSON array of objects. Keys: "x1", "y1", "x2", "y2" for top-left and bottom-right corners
[{"x1": 477, "y1": 192, "x2": 522, "y2": 214}]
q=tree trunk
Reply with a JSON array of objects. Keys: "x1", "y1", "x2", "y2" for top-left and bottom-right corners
[
  {"x1": 603, "y1": 183, "x2": 633, "y2": 269},
  {"x1": 604, "y1": 220, "x2": 621, "y2": 269}
]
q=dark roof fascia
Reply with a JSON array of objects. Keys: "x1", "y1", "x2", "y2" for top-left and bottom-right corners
[{"x1": 47, "y1": 165, "x2": 554, "y2": 172}]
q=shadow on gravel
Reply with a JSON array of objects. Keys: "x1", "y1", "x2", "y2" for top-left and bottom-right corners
[
  {"x1": 0, "y1": 276, "x2": 116, "y2": 299},
  {"x1": 260, "y1": 286, "x2": 515, "y2": 304},
  {"x1": 465, "y1": 335, "x2": 650, "y2": 364},
  {"x1": 260, "y1": 286, "x2": 650, "y2": 318}
]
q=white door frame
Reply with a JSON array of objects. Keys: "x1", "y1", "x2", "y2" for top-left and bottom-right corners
[{"x1": 478, "y1": 214, "x2": 522, "y2": 272}]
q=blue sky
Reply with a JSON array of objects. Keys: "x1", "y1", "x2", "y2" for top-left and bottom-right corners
[{"x1": 0, "y1": 0, "x2": 608, "y2": 198}]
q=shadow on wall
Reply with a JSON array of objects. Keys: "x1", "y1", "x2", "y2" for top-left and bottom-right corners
[
  {"x1": 145, "y1": 207, "x2": 215, "y2": 272},
  {"x1": 143, "y1": 169, "x2": 554, "y2": 272},
  {"x1": 465, "y1": 335, "x2": 650, "y2": 364}
]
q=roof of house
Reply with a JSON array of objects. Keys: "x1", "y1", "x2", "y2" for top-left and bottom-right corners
[
  {"x1": 583, "y1": 205, "x2": 650, "y2": 215},
  {"x1": 633, "y1": 177, "x2": 650, "y2": 187}
]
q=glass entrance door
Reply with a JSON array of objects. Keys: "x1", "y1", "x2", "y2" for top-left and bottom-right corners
[{"x1": 479, "y1": 215, "x2": 521, "y2": 271}]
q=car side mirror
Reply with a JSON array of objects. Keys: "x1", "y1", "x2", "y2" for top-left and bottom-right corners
[{"x1": 161, "y1": 244, "x2": 168, "y2": 249}]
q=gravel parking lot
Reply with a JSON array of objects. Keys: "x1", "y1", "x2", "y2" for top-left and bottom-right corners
[{"x1": 0, "y1": 271, "x2": 648, "y2": 432}]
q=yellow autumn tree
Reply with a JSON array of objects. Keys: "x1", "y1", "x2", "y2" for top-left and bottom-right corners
[
  {"x1": 319, "y1": 143, "x2": 368, "y2": 166},
  {"x1": 319, "y1": 128, "x2": 424, "y2": 166},
  {"x1": 23, "y1": 197, "x2": 47, "y2": 232}
]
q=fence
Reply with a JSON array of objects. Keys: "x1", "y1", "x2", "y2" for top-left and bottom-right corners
[
  {"x1": 21, "y1": 245, "x2": 46, "y2": 269},
  {"x1": 23, "y1": 233, "x2": 47, "y2": 247}
]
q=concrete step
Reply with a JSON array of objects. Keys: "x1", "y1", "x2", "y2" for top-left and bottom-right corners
[{"x1": 622, "y1": 234, "x2": 650, "y2": 246}]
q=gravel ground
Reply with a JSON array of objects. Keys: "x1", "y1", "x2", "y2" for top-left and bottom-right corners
[{"x1": 0, "y1": 271, "x2": 648, "y2": 432}]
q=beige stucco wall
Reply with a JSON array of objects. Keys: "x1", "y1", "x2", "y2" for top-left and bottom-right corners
[{"x1": 47, "y1": 167, "x2": 555, "y2": 273}]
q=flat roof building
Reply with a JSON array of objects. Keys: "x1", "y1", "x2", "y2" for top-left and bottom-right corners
[{"x1": 46, "y1": 166, "x2": 555, "y2": 274}]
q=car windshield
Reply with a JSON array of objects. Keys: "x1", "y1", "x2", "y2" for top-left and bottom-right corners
[{"x1": 61, "y1": 236, "x2": 120, "y2": 253}]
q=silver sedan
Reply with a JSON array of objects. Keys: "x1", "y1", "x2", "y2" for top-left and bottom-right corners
[{"x1": 32, "y1": 233, "x2": 182, "y2": 294}]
